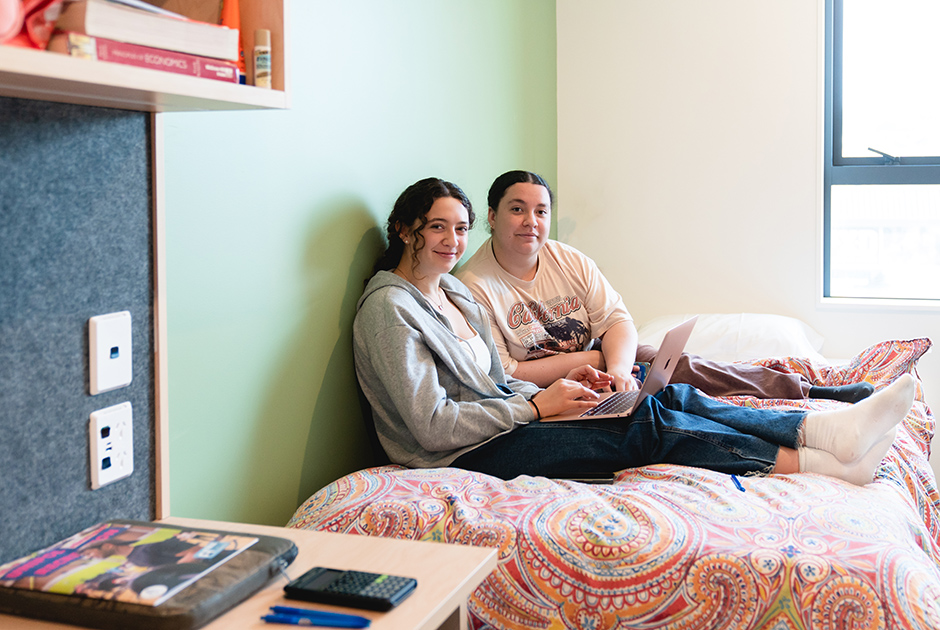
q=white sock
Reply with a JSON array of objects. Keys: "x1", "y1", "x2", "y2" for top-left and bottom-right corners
[
  {"x1": 801, "y1": 373, "x2": 915, "y2": 463},
  {"x1": 798, "y1": 426, "x2": 897, "y2": 486}
]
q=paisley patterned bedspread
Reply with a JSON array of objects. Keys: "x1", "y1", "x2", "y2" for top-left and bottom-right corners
[{"x1": 288, "y1": 339, "x2": 940, "y2": 629}]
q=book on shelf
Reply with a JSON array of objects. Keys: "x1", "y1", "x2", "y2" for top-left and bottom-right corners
[
  {"x1": 105, "y1": 0, "x2": 187, "y2": 18},
  {"x1": 148, "y1": 0, "x2": 223, "y2": 26},
  {"x1": 47, "y1": 31, "x2": 240, "y2": 84},
  {"x1": 55, "y1": 0, "x2": 239, "y2": 61},
  {"x1": 0, "y1": 520, "x2": 258, "y2": 606}
]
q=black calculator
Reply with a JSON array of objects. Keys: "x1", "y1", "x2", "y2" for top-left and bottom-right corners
[{"x1": 284, "y1": 566, "x2": 418, "y2": 611}]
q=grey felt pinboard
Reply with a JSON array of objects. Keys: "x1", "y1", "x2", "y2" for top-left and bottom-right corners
[{"x1": 0, "y1": 96, "x2": 155, "y2": 562}]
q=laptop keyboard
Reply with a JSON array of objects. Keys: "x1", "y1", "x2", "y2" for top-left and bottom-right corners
[{"x1": 580, "y1": 390, "x2": 640, "y2": 417}]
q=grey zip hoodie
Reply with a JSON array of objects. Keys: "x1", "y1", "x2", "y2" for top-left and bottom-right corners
[{"x1": 353, "y1": 271, "x2": 540, "y2": 468}]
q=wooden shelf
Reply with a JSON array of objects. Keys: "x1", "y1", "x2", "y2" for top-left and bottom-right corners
[{"x1": 0, "y1": 1, "x2": 289, "y2": 113}]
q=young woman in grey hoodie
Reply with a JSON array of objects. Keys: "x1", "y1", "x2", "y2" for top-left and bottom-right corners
[{"x1": 352, "y1": 177, "x2": 914, "y2": 485}]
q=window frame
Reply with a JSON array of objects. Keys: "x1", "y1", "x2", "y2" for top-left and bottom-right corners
[{"x1": 823, "y1": 0, "x2": 940, "y2": 301}]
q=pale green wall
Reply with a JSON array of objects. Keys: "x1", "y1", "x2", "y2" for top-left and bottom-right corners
[{"x1": 161, "y1": 0, "x2": 557, "y2": 525}]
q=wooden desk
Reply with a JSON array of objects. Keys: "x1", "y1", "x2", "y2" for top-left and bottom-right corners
[{"x1": 0, "y1": 517, "x2": 498, "y2": 630}]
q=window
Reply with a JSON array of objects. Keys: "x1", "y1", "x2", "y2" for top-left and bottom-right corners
[{"x1": 825, "y1": 0, "x2": 940, "y2": 301}]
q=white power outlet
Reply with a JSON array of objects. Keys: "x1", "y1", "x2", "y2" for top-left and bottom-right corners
[{"x1": 89, "y1": 402, "x2": 134, "y2": 489}]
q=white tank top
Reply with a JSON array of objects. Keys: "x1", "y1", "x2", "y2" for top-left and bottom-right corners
[{"x1": 459, "y1": 332, "x2": 491, "y2": 373}]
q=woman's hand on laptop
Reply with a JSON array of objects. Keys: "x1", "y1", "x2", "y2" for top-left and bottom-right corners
[
  {"x1": 607, "y1": 365, "x2": 640, "y2": 393},
  {"x1": 533, "y1": 374, "x2": 603, "y2": 418},
  {"x1": 565, "y1": 365, "x2": 613, "y2": 394}
]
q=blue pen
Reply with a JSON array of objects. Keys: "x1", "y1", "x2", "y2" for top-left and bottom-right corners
[
  {"x1": 731, "y1": 475, "x2": 746, "y2": 492},
  {"x1": 263, "y1": 606, "x2": 371, "y2": 628},
  {"x1": 262, "y1": 615, "x2": 319, "y2": 627},
  {"x1": 269, "y1": 606, "x2": 370, "y2": 624},
  {"x1": 262, "y1": 614, "x2": 370, "y2": 628}
]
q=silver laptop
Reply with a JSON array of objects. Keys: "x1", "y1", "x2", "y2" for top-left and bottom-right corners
[{"x1": 540, "y1": 315, "x2": 698, "y2": 422}]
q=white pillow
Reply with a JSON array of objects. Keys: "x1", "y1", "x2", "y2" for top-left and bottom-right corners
[{"x1": 636, "y1": 313, "x2": 827, "y2": 364}]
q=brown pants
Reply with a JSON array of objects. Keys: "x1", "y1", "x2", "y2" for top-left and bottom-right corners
[{"x1": 635, "y1": 344, "x2": 809, "y2": 399}]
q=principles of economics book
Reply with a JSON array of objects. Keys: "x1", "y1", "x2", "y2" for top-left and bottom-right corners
[{"x1": 0, "y1": 521, "x2": 257, "y2": 606}]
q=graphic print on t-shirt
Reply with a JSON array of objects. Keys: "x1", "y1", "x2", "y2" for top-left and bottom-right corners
[{"x1": 506, "y1": 295, "x2": 589, "y2": 360}]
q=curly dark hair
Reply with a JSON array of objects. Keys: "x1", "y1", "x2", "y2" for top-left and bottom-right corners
[{"x1": 371, "y1": 177, "x2": 475, "y2": 276}]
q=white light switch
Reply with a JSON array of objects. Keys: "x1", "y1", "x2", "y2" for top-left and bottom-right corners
[{"x1": 89, "y1": 311, "x2": 132, "y2": 395}]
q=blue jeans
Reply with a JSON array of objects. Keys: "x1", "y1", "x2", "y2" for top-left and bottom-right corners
[{"x1": 452, "y1": 384, "x2": 807, "y2": 479}]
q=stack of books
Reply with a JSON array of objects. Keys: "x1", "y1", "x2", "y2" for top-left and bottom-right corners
[{"x1": 47, "y1": 0, "x2": 242, "y2": 84}]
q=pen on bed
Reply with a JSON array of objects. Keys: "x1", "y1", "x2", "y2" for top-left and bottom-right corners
[{"x1": 731, "y1": 475, "x2": 746, "y2": 492}]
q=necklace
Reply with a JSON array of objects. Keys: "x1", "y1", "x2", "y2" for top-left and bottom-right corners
[
  {"x1": 422, "y1": 287, "x2": 445, "y2": 311},
  {"x1": 392, "y1": 268, "x2": 445, "y2": 311}
]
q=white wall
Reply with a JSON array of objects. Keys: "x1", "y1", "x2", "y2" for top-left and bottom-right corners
[{"x1": 557, "y1": 1, "x2": 939, "y2": 470}]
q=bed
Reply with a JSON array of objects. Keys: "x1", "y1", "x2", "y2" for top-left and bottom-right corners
[{"x1": 287, "y1": 315, "x2": 939, "y2": 629}]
